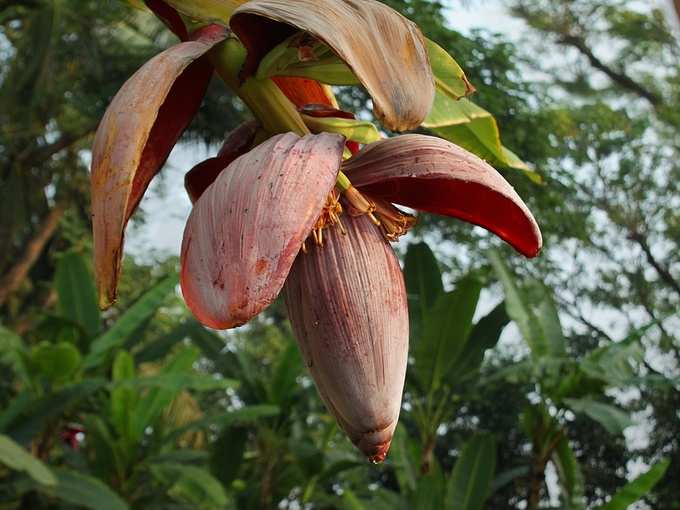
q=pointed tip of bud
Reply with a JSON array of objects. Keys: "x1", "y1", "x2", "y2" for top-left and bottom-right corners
[
  {"x1": 366, "y1": 442, "x2": 391, "y2": 464},
  {"x1": 354, "y1": 422, "x2": 396, "y2": 464}
]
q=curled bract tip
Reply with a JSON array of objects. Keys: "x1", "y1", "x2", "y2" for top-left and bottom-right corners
[
  {"x1": 355, "y1": 423, "x2": 396, "y2": 463},
  {"x1": 231, "y1": 0, "x2": 434, "y2": 131},
  {"x1": 91, "y1": 26, "x2": 227, "y2": 309}
]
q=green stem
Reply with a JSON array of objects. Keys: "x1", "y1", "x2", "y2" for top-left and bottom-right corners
[
  {"x1": 209, "y1": 38, "x2": 308, "y2": 135},
  {"x1": 209, "y1": 36, "x2": 356, "y2": 193},
  {"x1": 336, "y1": 171, "x2": 351, "y2": 191}
]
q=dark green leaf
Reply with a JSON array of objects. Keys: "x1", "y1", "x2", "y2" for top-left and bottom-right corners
[
  {"x1": 113, "y1": 373, "x2": 238, "y2": 392},
  {"x1": 82, "y1": 415, "x2": 126, "y2": 482},
  {"x1": 596, "y1": 458, "x2": 670, "y2": 510},
  {"x1": 41, "y1": 468, "x2": 129, "y2": 510},
  {"x1": 390, "y1": 424, "x2": 420, "y2": 494},
  {"x1": 580, "y1": 337, "x2": 644, "y2": 387},
  {"x1": 110, "y1": 350, "x2": 137, "y2": 442},
  {"x1": 128, "y1": 346, "x2": 199, "y2": 442},
  {"x1": 28, "y1": 341, "x2": 81, "y2": 385},
  {"x1": 552, "y1": 436, "x2": 585, "y2": 509},
  {"x1": 414, "y1": 460, "x2": 446, "y2": 510},
  {"x1": 7, "y1": 379, "x2": 106, "y2": 443},
  {"x1": 0, "y1": 326, "x2": 27, "y2": 380},
  {"x1": 490, "y1": 466, "x2": 529, "y2": 492},
  {"x1": 529, "y1": 282, "x2": 566, "y2": 357},
  {"x1": 446, "y1": 433, "x2": 497, "y2": 510},
  {"x1": 134, "y1": 323, "x2": 192, "y2": 363},
  {"x1": 84, "y1": 273, "x2": 179, "y2": 368},
  {"x1": 489, "y1": 251, "x2": 553, "y2": 360},
  {"x1": 404, "y1": 242, "x2": 444, "y2": 336},
  {"x1": 268, "y1": 341, "x2": 302, "y2": 406},
  {"x1": 54, "y1": 250, "x2": 101, "y2": 338},
  {"x1": 448, "y1": 302, "x2": 509, "y2": 383},
  {"x1": 414, "y1": 276, "x2": 481, "y2": 393},
  {"x1": 0, "y1": 434, "x2": 56, "y2": 486},
  {"x1": 341, "y1": 488, "x2": 367, "y2": 510},
  {"x1": 167, "y1": 405, "x2": 280, "y2": 442},
  {"x1": 209, "y1": 425, "x2": 247, "y2": 487},
  {"x1": 150, "y1": 463, "x2": 228, "y2": 509}
]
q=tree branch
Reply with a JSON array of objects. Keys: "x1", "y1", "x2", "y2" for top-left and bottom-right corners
[
  {"x1": 628, "y1": 230, "x2": 680, "y2": 298},
  {"x1": 16, "y1": 125, "x2": 96, "y2": 169},
  {"x1": 558, "y1": 34, "x2": 662, "y2": 107},
  {"x1": 0, "y1": 203, "x2": 66, "y2": 307}
]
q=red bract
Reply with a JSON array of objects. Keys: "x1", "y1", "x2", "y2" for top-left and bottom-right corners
[
  {"x1": 284, "y1": 214, "x2": 408, "y2": 462},
  {"x1": 180, "y1": 131, "x2": 541, "y2": 461},
  {"x1": 184, "y1": 121, "x2": 260, "y2": 204},
  {"x1": 180, "y1": 133, "x2": 345, "y2": 329},
  {"x1": 91, "y1": 24, "x2": 227, "y2": 308},
  {"x1": 343, "y1": 134, "x2": 543, "y2": 257}
]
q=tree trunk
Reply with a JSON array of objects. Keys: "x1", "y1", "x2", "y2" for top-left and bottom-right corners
[{"x1": 0, "y1": 203, "x2": 66, "y2": 307}]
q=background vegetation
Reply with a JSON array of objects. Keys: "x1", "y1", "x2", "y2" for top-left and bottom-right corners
[{"x1": 0, "y1": 0, "x2": 677, "y2": 508}]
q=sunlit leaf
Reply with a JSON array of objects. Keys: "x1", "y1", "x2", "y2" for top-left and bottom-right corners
[
  {"x1": 426, "y1": 38, "x2": 475, "y2": 101},
  {"x1": 301, "y1": 114, "x2": 381, "y2": 145},
  {"x1": 424, "y1": 97, "x2": 540, "y2": 182}
]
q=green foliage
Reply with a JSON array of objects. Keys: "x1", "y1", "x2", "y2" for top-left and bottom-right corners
[
  {"x1": 563, "y1": 398, "x2": 633, "y2": 435},
  {"x1": 414, "y1": 275, "x2": 481, "y2": 393},
  {"x1": 552, "y1": 436, "x2": 586, "y2": 509},
  {"x1": 45, "y1": 469, "x2": 130, "y2": 510},
  {"x1": 149, "y1": 463, "x2": 228, "y2": 509},
  {"x1": 404, "y1": 241, "x2": 444, "y2": 339},
  {"x1": 84, "y1": 272, "x2": 179, "y2": 368},
  {"x1": 489, "y1": 250, "x2": 565, "y2": 360},
  {"x1": 54, "y1": 250, "x2": 101, "y2": 338},
  {"x1": 446, "y1": 434, "x2": 497, "y2": 510},
  {"x1": 0, "y1": 435, "x2": 56, "y2": 487},
  {"x1": 595, "y1": 458, "x2": 670, "y2": 510}
]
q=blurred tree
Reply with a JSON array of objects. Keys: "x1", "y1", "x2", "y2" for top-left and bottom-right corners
[{"x1": 0, "y1": 0, "x2": 244, "y2": 325}]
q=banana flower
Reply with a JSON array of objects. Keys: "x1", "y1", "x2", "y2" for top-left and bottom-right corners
[{"x1": 91, "y1": 0, "x2": 541, "y2": 461}]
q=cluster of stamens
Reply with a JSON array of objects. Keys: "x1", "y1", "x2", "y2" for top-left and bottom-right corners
[
  {"x1": 302, "y1": 190, "x2": 345, "y2": 252},
  {"x1": 302, "y1": 186, "x2": 415, "y2": 252},
  {"x1": 344, "y1": 185, "x2": 415, "y2": 241}
]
